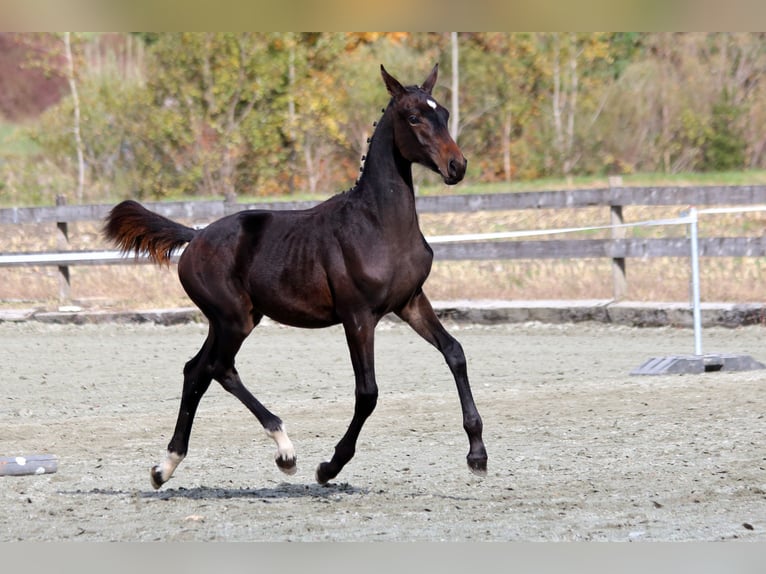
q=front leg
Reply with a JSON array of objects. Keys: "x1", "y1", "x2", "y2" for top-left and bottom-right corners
[
  {"x1": 397, "y1": 291, "x2": 487, "y2": 476},
  {"x1": 316, "y1": 314, "x2": 379, "y2": 484}
]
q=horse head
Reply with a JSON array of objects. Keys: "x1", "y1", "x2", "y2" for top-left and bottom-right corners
[{"x1": 381, "y1": 64, "x2": 467, "y2": 185}]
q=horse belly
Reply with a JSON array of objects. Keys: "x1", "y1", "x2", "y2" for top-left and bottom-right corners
[
  {"x1": 248, "y1": 263, "x2": 339, "y2": 329},
  {"x1": 262, "y1": 302, "x2": 339, "y2": 329}
]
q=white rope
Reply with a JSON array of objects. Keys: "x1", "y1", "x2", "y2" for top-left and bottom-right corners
[
  {"x1": 698, "y1": 205, "x2": 766, "y2": 216},
  {"x1": 425, "y1": 205, "x2": 766, "y2": 245},
  {"x1": 426, "y1": 215, "x2": 693, "y2": 244},
  {"x1": 0, "y1": 250, "x2": 132, "y2": 265}
]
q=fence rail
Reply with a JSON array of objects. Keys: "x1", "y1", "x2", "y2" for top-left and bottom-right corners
[
  {"x1": 3, "y1": 184, "x2": 766, "y2": 302},
  {"x1": 5, "y1": 185, "x2": 766, "y2": 225}
]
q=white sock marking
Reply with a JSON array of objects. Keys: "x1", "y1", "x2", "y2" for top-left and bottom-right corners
[
  {"x1": 266, "y1": 426, "x2": 296, "y2": 463},
  {"x1": 159, "y1": 451, "x2": 184, "y2": 482}
]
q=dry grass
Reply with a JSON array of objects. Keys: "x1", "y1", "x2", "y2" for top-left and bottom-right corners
[
  {"x1": 2, "y1": 203, "x2": 765, "y2": 311},
  {"x1": 420, "y1": 205, "x2": 766, "y2": 303}
]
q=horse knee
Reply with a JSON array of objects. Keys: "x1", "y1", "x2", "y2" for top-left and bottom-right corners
[
  {"x1": 443, "y1": 338, "x2": 466, "y2": 371},
  {"x1": 215, "y1": 368, "x2": 242, "y2": 393},
  {"x1": 463, "y1": 412, "x2": 483, "y2": 436},
  {"x1": 183, "y1": 354, "x2": 204, "y2": 378},
  {"x1": 355, "y1": 385, "x2": 378, "y2": 417}
]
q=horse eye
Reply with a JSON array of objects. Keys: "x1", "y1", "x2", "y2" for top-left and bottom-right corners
[{"x1": 408, "y1": 115, "x2": 420, "y2": 125}]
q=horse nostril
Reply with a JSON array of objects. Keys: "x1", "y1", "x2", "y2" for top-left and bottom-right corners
[{"x1": 449, "y1": 157, "x2": 466, "y2": 178}]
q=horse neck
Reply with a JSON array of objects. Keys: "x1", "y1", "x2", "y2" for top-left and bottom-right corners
[{"x1": 352, "y1": 105, "x2": 418, "y2": 227}]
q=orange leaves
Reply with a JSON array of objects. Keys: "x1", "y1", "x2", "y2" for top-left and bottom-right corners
[{"x1": 343, "y1": 33, "x2": 409, "y2": 52}]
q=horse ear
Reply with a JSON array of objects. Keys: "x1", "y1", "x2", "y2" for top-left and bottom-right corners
[
  {"x1": 381, "y1": 65, "x2": 406, "y2": 98},
  {"x1": 421, "y1": 64, "x2": 438, "y2": 94}
]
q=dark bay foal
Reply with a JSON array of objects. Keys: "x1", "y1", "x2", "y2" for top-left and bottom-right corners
[{"x1": 104, "y1": 64, "x2": 487, "y2": 488}]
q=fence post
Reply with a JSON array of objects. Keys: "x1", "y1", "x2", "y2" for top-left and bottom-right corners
[
  {"x1": 55, "y1": 194, "x2": 70, "y2": 303},
  {"x1": 688, "y1": 207, "x2": 703, "y2": 356},
  {"x1": 609, "y1": 176, "x2": 627, "y2": 300}
]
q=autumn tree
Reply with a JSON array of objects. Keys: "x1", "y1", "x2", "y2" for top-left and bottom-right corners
[
  {"x1": 457, "y1": 33, "x2": 545, "y2": 182},
  {"x1": 324, "y1": 34, "x2": 440, "y2": 191},
  {"x1": 141, "y1": 33, "x2": 290, "y2": 198},
  {"x1": 535, "y1": 33, "x2": 613, "y2": 178},
  {"x1": 19, "y1": 33, "x2": 149, "y2": 202},
  {"x1": 284, "y1": 33, "x2": 348, "y2": 195},
  {"x1": 8, "y1": 32, "x2": 766, "y2": 206}
]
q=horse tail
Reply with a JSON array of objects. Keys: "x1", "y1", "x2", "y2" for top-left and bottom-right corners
[{"x1": 103, "y1": 200, "x2": 198, "y2": 266}]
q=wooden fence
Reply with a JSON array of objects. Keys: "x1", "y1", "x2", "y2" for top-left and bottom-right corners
[{"x1": 3, "y1": 184, "x2": 766, "y2": 302}]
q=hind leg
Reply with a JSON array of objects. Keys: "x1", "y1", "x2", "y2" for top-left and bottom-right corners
[
  {"x1": 151, "y1": 333, "x2": 215, "y2": 489},
  {"x1": 209, "y1": 316, "x2": 297, "y2": 476},
  {"x1": 172, "y1": 245, "x2": 296, "y2": 482},
  {"x1": 151, "y1": 319, "x2": 296, "y2": 489}
]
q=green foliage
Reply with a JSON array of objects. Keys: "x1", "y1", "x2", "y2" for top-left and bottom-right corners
[
  {"x1": 142, "y1": 33, "x2": 293, "y2": 198},
  {"x1": 3, "y1": 32, "x2": 766, "y2": 206},
  {"x1": 604, "y1": 32, "x2": 646, "y2": 79},
  {"x1": 17, "y1": 70, "x2": 154, "y2": 202},
  {"x1": 701, "y1": 90, "x2": 746, "y2": 172}
]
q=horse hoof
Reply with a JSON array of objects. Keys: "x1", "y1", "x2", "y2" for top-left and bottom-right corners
[
  {"x1": 315, "y1": 461, "x2": 334, "y2": 485},
  {"x1": 467, "y1": 457, "x2": 487, "y2": 478},
  {"x1": 150, "y1": 465, "x2": 164, "y2": 490},
  {"x1": 275, "y1": 455, "x2": 297, "y2": 476}
]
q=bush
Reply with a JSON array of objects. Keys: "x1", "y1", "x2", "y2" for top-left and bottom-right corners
[{"x1": 702, "y1": 90, "x2": 746, "y2": 172}]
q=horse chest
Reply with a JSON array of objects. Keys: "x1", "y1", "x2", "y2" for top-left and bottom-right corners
[
  {"x1": 365, "y1": 236, "x2": 432, "y2": 304},
  {"x1": 393, "y1": 238, "x2": 433, "y2": 285}
]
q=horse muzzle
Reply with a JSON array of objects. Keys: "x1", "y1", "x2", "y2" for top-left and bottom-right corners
[{"x1": 442, "y1": 155, "x2": 467, "y2": 185}]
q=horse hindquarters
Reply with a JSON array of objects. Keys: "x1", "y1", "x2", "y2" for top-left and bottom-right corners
[{"x1": 149, "y1": 226, "x2": 297, "y2": 489}]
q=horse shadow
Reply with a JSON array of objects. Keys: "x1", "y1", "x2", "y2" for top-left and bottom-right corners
[
  {"x1": 62, "y1": 482, "x2": 368, "y2": 501},
  {"x1": 144, "y1": 481, "x2": 368, "y2": 501}
]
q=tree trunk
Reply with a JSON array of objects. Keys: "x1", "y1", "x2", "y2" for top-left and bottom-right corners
[
  {"x1": 551, "y1": 33, "x2": 579, "y2": 177},
  {"x1": 450, "y1": 32, "x2": 460, "y2": 141},
  {"x1": 63, "y1": 32, "x2": 85, "y2": 202},
  {"x1": 502, "y1": 109, "x2": 512, "y2": 183},
  {"x1": 303, "y1": 142, "x2": 318, "y2": 195},
  {"x1": 551, "y1": 33, "x2": 564, "y2": 170},
  {"x1": 287, "y1": 35, "x2": 297, "y2": 194},
  {"x1": 564, "y1": 33, "x2": 578, "y2": 176},
  {"x1": 657, "y1": 33, "x2": 672, "y2": 173}
]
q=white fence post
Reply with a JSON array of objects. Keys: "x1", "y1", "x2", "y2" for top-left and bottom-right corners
[{"x1": 688, "y1": 207, "x2": 703, "y2": 356}]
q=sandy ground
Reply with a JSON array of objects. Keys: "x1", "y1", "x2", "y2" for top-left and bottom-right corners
[{"x1": 1, "y1": 319, "x2": 765, "y2": 541}]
